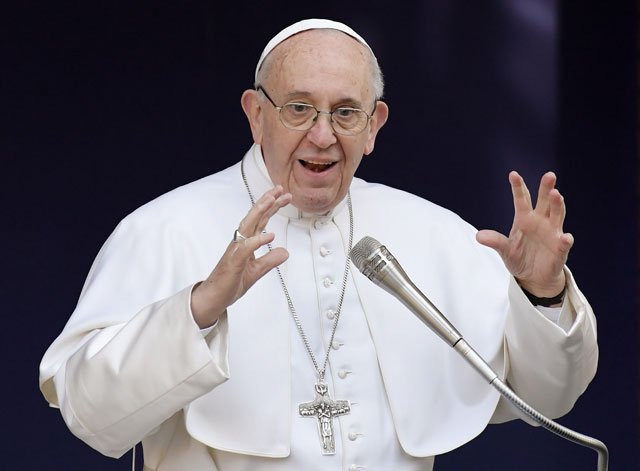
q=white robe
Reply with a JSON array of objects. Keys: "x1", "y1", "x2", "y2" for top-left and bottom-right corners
[{"x1": 39, "y1": 144, "x2": 598, "y2": 470}]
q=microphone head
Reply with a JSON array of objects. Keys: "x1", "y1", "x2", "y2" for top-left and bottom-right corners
[{"x1": 350, "y1": 236, "x2": 383, "y2": 273}]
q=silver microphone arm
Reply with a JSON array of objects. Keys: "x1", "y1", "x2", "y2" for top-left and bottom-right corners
[{"x1": 350, "y1": 236, "x2": 608, "y2": 471}]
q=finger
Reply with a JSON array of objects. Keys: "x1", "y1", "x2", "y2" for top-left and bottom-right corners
[
  {"x1": 221, "y1": 232, "x2": 273, "y2": 273},
  {"x1": 476, "y1": 229, "x2": 510, "y2": 258},
  {"x1": 509, "y1": 171, "x2": 533, "y2": 214},
  {"x1": 534, "y1": 171, "x2": 556, "y2": 216},
  {"x1": 240, "y1": 189, "x2": 281, "y2": 235},
  {"x1": 232, "y1": 231, "x2": 277, "y2": 256},
  {"x1": 560, "y1": 232, "x2": 574, "y2": 254},
  {"x1": 238, "y1": 186, "x2": 285, "y2": 236},
  {"x1": 548, "y1": 188, "x2": 567, "y2": 228},
  {"x1": 246, "y1": 247, "x2": 289, "y2": 284},
  {"x1": 255, "y1": 192, "x2": 293, "y2": 233}
]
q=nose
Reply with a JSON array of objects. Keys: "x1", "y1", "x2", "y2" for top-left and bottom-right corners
[{"x1": 305, "y1": 111, "x2": 337, "y2": 148}]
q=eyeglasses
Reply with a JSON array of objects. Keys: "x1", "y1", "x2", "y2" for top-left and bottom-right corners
[{"x1": 257, "y1": 86, "x2": 375, "y2": 136}]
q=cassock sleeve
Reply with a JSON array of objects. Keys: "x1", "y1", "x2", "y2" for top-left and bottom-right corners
[
  {"x1": 45, "y1": 286, "x2": 230, "y2": 457},
  {"x1": 491, "y1": 266, "x2": 599, "y2": 424},
  {"x1": 39, "y1": 195, "x2": 235, "y2": 458}
]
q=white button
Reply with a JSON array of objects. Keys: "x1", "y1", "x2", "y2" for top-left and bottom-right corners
[
  {"x1": 349, "y1": 465, "x2": 358, "y2": 471},
  {"x1": 348, "y1": 431, "x2": 359, "y2": 441},
  {"x1": 322, "y1": 277, "x2": 333, "y2": 288},
  {"x1": 320, "y1": 246, "x2": 331, "y2": 257},
  {"x1": 331, "y1": 340, "x2": 341, "y2": 350},
  {"x1": 314, "y1": 219, "x2": 327, "y2": 229},
  {"x1": 338, "y1": 370, "x2": 348, "y2": 379},
  {"x1": 326, "y1": 309, "x2": 335, "y2": 320}
]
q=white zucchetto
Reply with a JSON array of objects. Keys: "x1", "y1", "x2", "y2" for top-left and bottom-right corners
[{"x1": 254, "y1": 18, "x2": 375, "y2": 81}]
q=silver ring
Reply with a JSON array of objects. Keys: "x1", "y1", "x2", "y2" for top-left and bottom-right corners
[{"x1": 232, "y1": 229, "x2": 247, "y2": 243}]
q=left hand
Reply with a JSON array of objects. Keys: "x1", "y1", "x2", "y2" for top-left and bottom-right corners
[{"x1": 476, "y1": 171, "x2": 573, "y2": 297}]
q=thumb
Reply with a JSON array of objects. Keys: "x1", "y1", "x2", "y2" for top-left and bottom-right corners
[
  {"x1": 248, "y1": 247, "x2": 289, "y2": 284},
  {"x1": 476, "y1": 229, "x2": 509, "y2": 256}
]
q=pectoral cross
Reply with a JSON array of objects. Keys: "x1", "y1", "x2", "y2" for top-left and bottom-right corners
[{"x1": 299, "y1": 382, "x2": 351, "y2": 455}]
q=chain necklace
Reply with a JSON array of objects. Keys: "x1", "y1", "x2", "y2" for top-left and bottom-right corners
[{"x1": 240, "y1": 157, "x2": 353, "y2": 455}]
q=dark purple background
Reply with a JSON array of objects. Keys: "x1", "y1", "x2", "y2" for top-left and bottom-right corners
[{"x1": 3, "y1": 0, "x2": 636, "y2": 469}]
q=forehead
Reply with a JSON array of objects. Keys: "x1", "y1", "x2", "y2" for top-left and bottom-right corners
[{"x1": 263, "y1": 29, "x2": 373, "y2": 102}]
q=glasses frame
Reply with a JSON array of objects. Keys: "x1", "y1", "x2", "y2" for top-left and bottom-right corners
[{"x1": 257, "y1": 86, "x2": 377, "y2": 136}]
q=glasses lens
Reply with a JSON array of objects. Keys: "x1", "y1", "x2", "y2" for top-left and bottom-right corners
[
  {"x1": 332, "y1": 108, "x2": 368, "y2": 135},
  {"x1": 280, "y1": 103, "x2": 317, "y2": 129},
  {"x1": 278, "y1": 102, "x2": 370, "y2": 136}
]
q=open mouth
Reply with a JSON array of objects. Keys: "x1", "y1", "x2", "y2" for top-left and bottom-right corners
[{"x1": 299, "y1": 159, "x2": 337, "y2": 173}]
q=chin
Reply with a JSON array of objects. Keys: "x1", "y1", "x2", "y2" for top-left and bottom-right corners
[{"x1": 294, "y1": 193, "x2": 338, "y2": 215}]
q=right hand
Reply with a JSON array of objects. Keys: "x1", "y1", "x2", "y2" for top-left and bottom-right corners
[{"x1": 191, "y1": 186, "x2": 292, "y2": 328}]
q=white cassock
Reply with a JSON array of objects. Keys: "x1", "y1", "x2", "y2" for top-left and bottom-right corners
[{"x1": 39, "y1": 144, "x2": 598, "y2": 471}]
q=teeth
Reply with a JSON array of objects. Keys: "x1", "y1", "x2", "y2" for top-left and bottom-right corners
[
  {"x1": 303, "y1": 160, "x2": 332, "y2": 165},
  {"x1": 300, "y1": 159, "x2": 335, "y2": 173}
]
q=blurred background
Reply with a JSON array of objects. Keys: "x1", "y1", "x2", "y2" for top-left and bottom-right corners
[{"x1": 2, "y1": 0, "x2": 637, "y2": 469}]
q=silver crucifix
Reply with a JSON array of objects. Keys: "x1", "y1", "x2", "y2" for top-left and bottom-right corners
[{"x1": 299, "y1": 382, "x2": 351, "y2": 455}]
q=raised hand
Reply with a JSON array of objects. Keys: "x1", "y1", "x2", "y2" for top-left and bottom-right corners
[
  {"x1": 191, "y1": 186, "x2": 292, "y2": 327},
  {"x1": 475, "y1": 171, "x2": 573, "y2": 298}
]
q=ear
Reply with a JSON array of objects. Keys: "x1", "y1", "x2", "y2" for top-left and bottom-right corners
[
  {"x1": 241, "y1": 89, "x2": 264, "y2": 144},
  {"x1": 363, "y1": 101, "x2": 389, "y2": 155}
]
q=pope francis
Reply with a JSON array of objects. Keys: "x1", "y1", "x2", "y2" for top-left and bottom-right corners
[{"x1": 39, "y1": 19, "x2": 598, "y2": 471}]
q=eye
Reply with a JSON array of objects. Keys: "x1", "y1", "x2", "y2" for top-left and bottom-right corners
[
  {"x1": 287, "y1": 103, "x2": 314, "y2": 114},
  {"x1": 281, "y1": 103, "x2": 315, "y2": 127},
  {"x1": 334, "y1": 107, "x2": 357, "y2": 119}
]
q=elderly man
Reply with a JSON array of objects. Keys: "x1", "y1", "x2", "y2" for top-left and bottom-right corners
[{"x1": 40, "y1": 19, "x2": 597, "y2": 470}]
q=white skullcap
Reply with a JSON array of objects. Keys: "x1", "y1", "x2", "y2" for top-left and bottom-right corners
[{"x1": 254, "y1": 18, "x2": 375, "y2": 82}]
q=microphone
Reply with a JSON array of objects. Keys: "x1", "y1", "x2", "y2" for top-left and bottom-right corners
[
  {"x1": 350, "y1": 236, "x2": 608, "y2": 470},
  {"x1": 350, "y1": 235, "x2": 496, "y2": 382},
  {"x1": 350, "y1": 236, "x2": 462, "y2": 346}
]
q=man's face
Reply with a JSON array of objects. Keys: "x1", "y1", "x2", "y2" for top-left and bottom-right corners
[{"x1": 242, "y1": 29, "x2": 388, "y2": 214}]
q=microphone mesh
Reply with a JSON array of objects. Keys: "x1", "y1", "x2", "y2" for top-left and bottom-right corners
[{"x1": 350, "y1": 236, "x2": 383, "y2": 272}]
